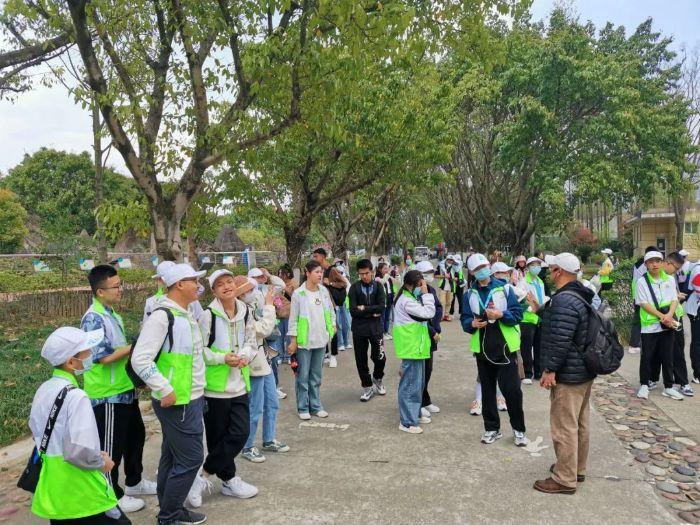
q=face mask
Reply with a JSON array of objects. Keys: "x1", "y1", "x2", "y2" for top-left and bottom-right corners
[
  {"x1": 241, "y1": 291, "x2": 255, "y2": 304},
  {"x1": 529, "y1": 266, "x2": 542, "y2": 276},
  {"x1": 413, "y1": 288, "x2": 422, "y2": 298},
  {"x1": 74, "y1": 355, "x2": 94, "y2": 376},
  {"x1": 494, "y1": 273, "x2": 508, "y2": 281},
  {"x1": 422, "y1": 273, "x2": 434, "y2": 283},
  {"x1": 474, "y1": 268, "x2": 491, "y2": 281},
  {"x1": 197, "y1": 284, "x2": 205, "y2": 297}
]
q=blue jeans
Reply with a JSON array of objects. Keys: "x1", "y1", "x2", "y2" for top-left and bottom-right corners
[
  {"x1": 336, "y1": 305, "x2": 352, "y2": 347},
  {"x1": 245, "y1": 373, "x2": 279, "y2": 449},
  {"x1": 295, "y1": 347, "x2": 325, "y2": 414},
  {"x1": 398, "y1": 359, "x2": 425, "y2": 427},
  {"x1": 273, "y1": 317, "x2": 290, "y2": 361},
  {"x1": 381, "y1": 304, "x2": 393, "y2": 334}
]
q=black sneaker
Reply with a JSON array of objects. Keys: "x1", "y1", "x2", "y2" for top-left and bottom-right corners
[{"x1": 179, "y1": 509, "x2": 206, "y2": 525}]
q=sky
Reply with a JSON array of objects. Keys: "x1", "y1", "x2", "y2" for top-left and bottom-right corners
[{"x1": 1, "y1": 0, "x2": 699, "y2": 176}]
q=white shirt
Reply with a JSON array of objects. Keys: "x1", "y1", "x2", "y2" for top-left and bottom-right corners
[
  {"x1": 635, "y1": 273, "x2": 678, "y2": 333},
  {"x1": 685, "y1": 264, "x2": 700, "y2": 316},
  {"x1": 143, "y1": 294, "x2": 204, "y2": 324},
  {"x1": 288, "y1": 284, "x2": 336, "y2": 350}
]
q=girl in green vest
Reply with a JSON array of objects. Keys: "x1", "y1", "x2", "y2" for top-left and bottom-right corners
[
  {"x1": 393, "y1": 270, "x2": 436, "y2": 434},
  {"x1": 288, "y1": 260, "x2": 337, "y2": 420}
]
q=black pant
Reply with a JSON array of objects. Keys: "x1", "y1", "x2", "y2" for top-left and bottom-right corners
[
  {"x1": 352, "y1": 333, "x2": 386, "y2": 388},
  {"x1": 50, "y1": 510, "x2": 131, "y2": 525},
  {"x1": 476, "y1": 357, "x2": 525, "y2": 433},
  {"x1": 651, "y1": 329, "x2": 689, "y2": 386},
  {"x1": 640, "y1": 331, "x2": 674, "y2": 388},
  {"x1": 93, "y1": 399, "x2": 145, "y2": 499},
  {"x1": 450, "y1": 287, "x2": 464, "y2": 316},
  {"x1": 152, "y1": 397, "x2": 204, "y2": 524},
  {"x1": 630, "y1": 305, "x2": 642, "y2": 348},
  {"x1": 689, "y1": 314, "x2": 700, "y2": 380},
  {"x1": 422, "y1": 340, "x2": 437, "y2": 407},
  {"x1": 520, "y1": 322, "x2": 541, "y2": 380},
  {"x1": 327, "y1": 333, "x2": 339, "y2": 356},
  {"x1": 203, "y1": 395, "x2": 250, "y2": 481}
]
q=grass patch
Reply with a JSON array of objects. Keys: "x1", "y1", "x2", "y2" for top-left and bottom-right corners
[{"x1": 0, "y1": 309, "x2": 144, "y2": 447}]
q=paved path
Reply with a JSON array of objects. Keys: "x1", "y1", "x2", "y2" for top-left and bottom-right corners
[{"x1": 1, "y1": 322, "x2": 689, "y2": 524}]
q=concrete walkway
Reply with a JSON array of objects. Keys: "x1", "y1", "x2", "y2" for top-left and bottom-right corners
[{"x1": 1, "y1": 322, "x2": 681, "y2": 524}]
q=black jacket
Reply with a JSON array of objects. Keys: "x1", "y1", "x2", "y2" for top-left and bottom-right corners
[
  {"x1": 349, "y1": 280, "x2": 386, "y2": 337},
  {"x1": 425, "y1": 284, "x2": 443, "y2": 338},
  {"x1": 539, "y1": 280, "x2": 596, "y2": 384}
]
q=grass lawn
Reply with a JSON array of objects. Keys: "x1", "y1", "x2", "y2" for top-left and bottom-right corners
[{"x1": 0, "y1": 309, "x2": 144, "y2": 447}]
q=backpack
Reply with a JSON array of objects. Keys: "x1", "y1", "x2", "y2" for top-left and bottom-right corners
[
  {"x1": 126, "y1": 307, "x2": 174, "y2": 388},
  {"x1": 206, "y1": 305, "x2": 249, "y2": 348},
  {"x1": 558, "y1": 291, "x2": 624, "y2": 375}
]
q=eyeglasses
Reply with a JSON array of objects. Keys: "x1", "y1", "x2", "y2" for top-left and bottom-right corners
[{"x1": 100, "y1": 283, "x2": 123, "y2": 290}]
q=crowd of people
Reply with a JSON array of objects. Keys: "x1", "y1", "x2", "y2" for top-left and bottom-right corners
[{"x1": 25, "y1": 243, "x2": 700, "y2": 523}]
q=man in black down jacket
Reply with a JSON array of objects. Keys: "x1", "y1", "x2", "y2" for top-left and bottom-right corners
[{"x1": 534, "y1": 253, "x2": 596, "y2": 495}]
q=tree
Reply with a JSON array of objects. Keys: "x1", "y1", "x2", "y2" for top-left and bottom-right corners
[
  {"x1": 1, "y1": 148, "x2": 141, "y2": 239},
  {"x1": 1, "y1": 0, "x2": 427, "y2": 259},
  {"x1": 435, "y1": 10, "x2": 693, "y2": 254},
  {"x1": 0, "y1": 189, "x2": 28, "y2": 252}
]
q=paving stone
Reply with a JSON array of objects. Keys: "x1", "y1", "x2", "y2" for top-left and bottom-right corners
[
  {"x1": 612, "y1": 424, "x2": 630, "y2": 431},
  {"x1": 632, "y1": 441, "x2": 651, "y2": 450},
  {"x1": 677, "y1": 466, "x2": 697, "y2": 477},
  {"x1": 679, "y1": 511, "x2": 700, "y2": 524},
  {"x1": 654, "y1": 460, "x2": 670, "y2": 468},
  {"x1": 634, "y1": 453, "x2": 651, "y2": 463},
  {"x1": 671, "y1": 441, "x2": 687, "y2": 451},
  {"x1": 647, "y1": 465, "x2": 667, "y2": 476},
  {"x1": 673, "y1": 473, "x2": 697, "y2": 483},
  {"x1": 672, "y1": 502, "x2": 700, "y2": 512},
  {"x1": 678, "y1": 438, "x2": 699, "y2": 447},
  {"x1": 658, "y1": 481, "x2": 682, "y2": 494}
]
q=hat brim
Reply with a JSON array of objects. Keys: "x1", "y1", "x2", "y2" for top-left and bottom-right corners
[{"x1": 80, "y1": 329, "x2": 105, "y2": 352}]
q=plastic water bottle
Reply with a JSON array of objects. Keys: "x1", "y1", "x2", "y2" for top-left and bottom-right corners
[{"x1": 487, "y1": 300, "x2": 496, "y2": 324}]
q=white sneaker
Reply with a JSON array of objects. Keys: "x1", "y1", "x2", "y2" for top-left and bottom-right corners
[
  {"x1": 497, "y1": 396, "x2": 507, "y2": 412},
  {"x1": 399, "y1": 424, "x2": 423, "y2": 434},
  {"x1": 420, "y1": 407, "x2": 431, "y2": 418},
  {"x1": 680, "y1": 384, "x2": 695, "y2": 397},
  {"x1": 693, "y1": 377, "x2": 700, "y2": 384},
  {"x1": 118, "y1": 495, "x2": 145, "y2": 513},
  {"x1": 323, "y1": 355, "x2": 330, "y2": 365},
  {"x1": 299, "y1": 412, "x2": 311, "y2": 420},
  {"x1": 470, "y1": 400, "x2": 482, "y2": 416},
  {"x1": 372, "y1": 377, "x2": 387, "y2": 395},
  {"x1": 221, "y1": 476, "x2": 258, "y2": 499},
  {"x1": 481, "y1": 430, "x2": 502, "y2": 445},
  {"x1": 345, "y1": 343, "x2": 353, "y2": 349},
  {"x1": 426, "y1": 404, "x2": 440, "y2": 414},
  {"x1": 662, "y1": 387, "x2": 684, "y2": 401},
  {"x1": 522, "y1": 378, "x2": 533, "y2": 385},
  {"x1": 648, "y1": 381, "x2": 659, "y2": 390},
  {"x1": 124, "y1": 478, "x2": 157, "y2": 496},
  {"x1": 185, "y1": 475, "x2": 212, "y2": 509},
  {"x1": 329, "y1": 355, "x2": 338, "y2": 368},
  {"x1": 276, "y1": 388, "x2": 287, "y2": 399},
  {"x1": 384, "y1": 333, "x2": 393, "y2": 340},
  {"x1": 338, "y1": 345, "x2": 346, "y2": 351},
  {"x1": 418, "y1": 416, "x2": 432, "y2": 424},
  {"x1": 360, "y1": 386, "x2": 375, "y2": 402},
  {"x1": 514, "y1": 430, "x2": 529, "y2": 447},
  {"x1": 314, "y1": 410, "x2": 329, "y2": 418},
  {"x1": 636, "y1": 385, "x2": 649, "y2": 399},
  {"x1": 628, "y1": 346, "x2": 641, "y2": 354}
]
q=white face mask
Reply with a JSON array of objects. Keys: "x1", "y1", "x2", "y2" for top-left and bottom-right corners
[
  {"x1": 73, "y1": 355, "x2": 94, "y2": 376},
  {"x1": 241, "y1": 291, "x2": 255, "y2": 304},
  {"x1": 422, "y1": 273, "x2": 434, "y2": 283}
]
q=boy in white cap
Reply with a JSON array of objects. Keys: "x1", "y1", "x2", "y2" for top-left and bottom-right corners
[
  {"x1": 81, "y1": 265, "x2": 156, "y2": 513},
  {"x1": 461, "y1": 253, "x2": 528, "y2": 446},
  {"x1": 186, "y1": 271, "x2": 260, "y2": 508},
  {"x1": 144, "y1": 260, "x2": 204, "y2": 322},
  {"x1": 634, "y1": 251, "x2": 684, "y2": 401},
  {"x1": 131, "y1": 263, "x2": 208, "y2": 525},
  {"x1": 30, "y1": 326, "x2": 127, "y2": 524}
]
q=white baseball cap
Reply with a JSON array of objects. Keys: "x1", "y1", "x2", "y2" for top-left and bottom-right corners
[
  {"x1": 526, "y1": 257, "x2": 542, "y2": 266},
  {"x1": 247, "y1": 268, "x2": 264, "y2": 278},
  {"x1": 152, "y1": 260, "x2": 176, "y2": 279},
  {"x1": 644, "y1": 251, "x2": 664, "y2": 262},
  {"x1": 445, "y1": 254, "x2": 456, "y2": 261},
  {"x1": 544, "y1": 253, "x2": 580, "y2": 274},
  {"x1": 491, "y1": 262, "x2": 511, "y2": 273},
  {"x1": 208, "y1": 269, "x2": 234, "y2": 288},
  {"x1": 601, "y1": 248, "x2": 613, "y2": 255},
  {"x1": 679, "y1": 249, "x2": 689, "y2": 257},
  {"x1": 467, "y1": 253, "x2": 490, "y2": 272},
  {"x1": 161, "y1": 263, "x2": 206, "y2": 287},
  {"x1": 454, "y1": 254, "x2": 462, "y2": 262},
  {"x1": 41, "y1": 327, "x2": 104, "y2": 366},
  {"x1": 415, "y1": 261, "x2": 434, "y2": 273}
]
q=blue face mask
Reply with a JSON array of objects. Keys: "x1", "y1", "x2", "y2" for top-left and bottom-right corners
[
  {"x1": 74, "y1": 355, "x2": 94, "y2": 376},
  {"x1": 474, "y1": 268, "x2": 491, "y2": 281},
  {"x1": 529, "y1": 266, "x2": 542, "y2": 276},
  {"x1": 413, "y1": 288, "x2": 422, "y2": 298}
]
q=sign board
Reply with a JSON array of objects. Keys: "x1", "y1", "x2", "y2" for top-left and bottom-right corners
[
  {"x1": 200, "y1": 256, "x2": 211, "y2": 264},
  {"x1": 79, "y1": 258, "x2": 95, "y2": 271},
  {"x1": 151, "y1": 256, "x2": 159, "y2": 267},
  {"x1": 32, "y1": 259, "x2": 51, "y2": 273},
  {"x1": 222, "y1": 255, "x2": 234, "y2": 265},
  {"x1": 117, "y1": 257, "x2": 132, "y2": 269}
]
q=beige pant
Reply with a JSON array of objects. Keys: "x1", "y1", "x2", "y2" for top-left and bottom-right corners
[
  {"x1": 438, "y1": 289, "x2": 453, "y2": 315},
  {"x1": 550, "y1": 380, "x2": 593, "y2": 488}
]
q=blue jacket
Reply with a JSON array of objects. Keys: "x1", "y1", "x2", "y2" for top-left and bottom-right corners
[{"x1": 460, "y1": 277, "x2": 523, "y2": 334}]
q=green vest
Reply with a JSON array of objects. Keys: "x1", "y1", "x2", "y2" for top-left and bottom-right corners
[
  {"x1": 466, "y1": 285, "x2": 521, "y2": 354},
  {"x1": 295, "y1": 288, "x2": 334, "y2": 348},
  {"x1": 522, "y1": 273, "x2": 544, "y2": 325},
  {"x1": 439, "y1": 265, "x2": 457, "y2": 293},
  {"x1": 82, "y1": 299, "x2": 134, "y2": 399},
  {"x1": 205, "y1": 308, "x2": 251, "y2": 393},
  {"x1": 155, "y1": 308, "x2": 195, "y2": 405},
  {"x1": 639, "y1": 272, "x2": 678, "y2": 327},
  {"x1": 393, "y1": 291, "x2": 431, "y2": 360},
  {"x1": 32, "y1": 370, "x2": 117, "y2": 520}
]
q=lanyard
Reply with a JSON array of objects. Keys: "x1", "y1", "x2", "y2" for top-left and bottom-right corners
[
  {"x1": 474, "y1": 288, "x2": 496, "y2": 314},
  {"x1": 531, "y1": 279, "x2": 543, "y2": 305}
]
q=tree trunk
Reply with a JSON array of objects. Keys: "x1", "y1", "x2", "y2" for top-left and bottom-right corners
[
  {"x1": 673, "y1": 196, "x2": 687, "y2": 250},
  {"x1": 151, "y1": 204, "x2": 183, "y2": 260},
  {"x1": 92, "y1": 99, "x2": 108, "y2": 263},
  {"x1": 284, "y1": 218, "x2": 313, "y2": 269}
]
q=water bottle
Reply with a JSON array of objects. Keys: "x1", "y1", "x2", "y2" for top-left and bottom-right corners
[{"x1": 487, "y1": 300, "x2": 496, "y2": 324}]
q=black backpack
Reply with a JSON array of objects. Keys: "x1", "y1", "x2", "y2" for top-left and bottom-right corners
[
  {"x1": 558, "y1": 291, "x2": 624, "y2": 375},
  {"x1": 126, "y1": 307, "x2": 174, "y2": 388},
  {"x1": 206, "y1": 305, "x2": 249, "y2": 348}
]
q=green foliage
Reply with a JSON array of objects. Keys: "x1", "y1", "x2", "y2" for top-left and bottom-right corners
[
  {"x1": 1, "y1": 149, "x2": 141, "y2": 240},
  {"x1": 0, "y1": 268, "x2": 153, "y2": 294},
  {"x1": 607, "y1": 259, "x2": 635, "y2": 343},
  {"x1": 0, "y1": 189, "x2": 28, "y2": 253}
]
